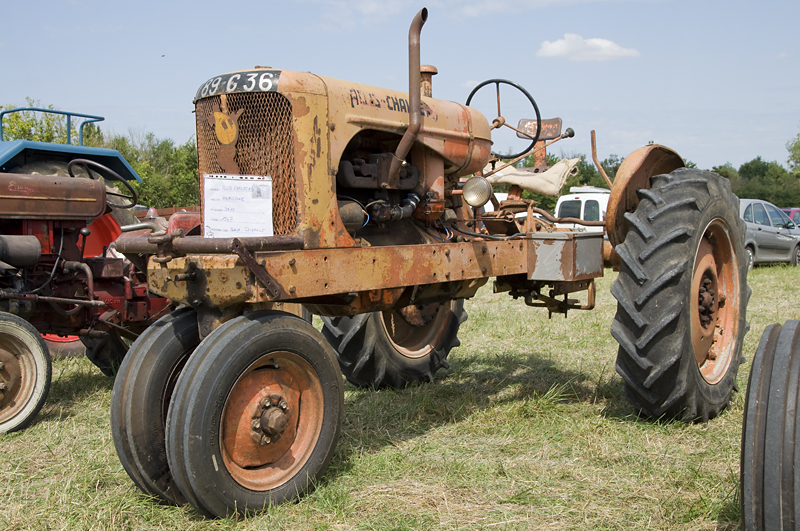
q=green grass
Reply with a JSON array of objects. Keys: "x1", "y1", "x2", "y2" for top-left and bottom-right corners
[{"x1": 2, "y1": 265, "x2": 798, "y2": 530}]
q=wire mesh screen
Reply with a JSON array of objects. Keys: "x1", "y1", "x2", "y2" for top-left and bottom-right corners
[{"x1": 195, "y1": 92, "x2": 298, "y2": 235}]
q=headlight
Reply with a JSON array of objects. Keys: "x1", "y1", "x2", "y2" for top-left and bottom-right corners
[{"x1": 462, "y1": 176, "x2": 493, "y2": 208}]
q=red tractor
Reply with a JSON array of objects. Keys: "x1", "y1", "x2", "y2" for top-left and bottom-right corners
[{"x1": 0, "y1": 107, "x2": 198, "y2": 433}]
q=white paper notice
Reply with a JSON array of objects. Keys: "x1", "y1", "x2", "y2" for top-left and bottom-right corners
[{"x1": 203, "y1": 174, "x2": 273, "y2": 238}]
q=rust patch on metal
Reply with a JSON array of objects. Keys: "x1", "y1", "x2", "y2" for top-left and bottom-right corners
[
  {"x1": 606, "y1": 145, "x2": 684, "y2": 247},
  {"x1": 0, "y1": 173, "x2": 105, "y2": 220},
  {"x1": 148, "y1": 234, "x2": 603, "y2": 313}
]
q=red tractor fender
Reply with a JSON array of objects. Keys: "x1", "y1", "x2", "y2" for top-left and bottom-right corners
[{"x1": 606, "y1": 144, "x2": 685, "y2": 247}]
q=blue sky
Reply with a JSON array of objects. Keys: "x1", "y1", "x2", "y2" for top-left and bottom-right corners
[{"x1": 3, "y1": 0, "x2": 798, "y2": 171}]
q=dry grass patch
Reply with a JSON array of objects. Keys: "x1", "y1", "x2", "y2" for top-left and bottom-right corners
[{"x1": 2, "y1": 265, "x2": 798, "y2": 529}]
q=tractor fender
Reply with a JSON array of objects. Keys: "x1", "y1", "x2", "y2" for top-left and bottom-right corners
[
  {"x1": 0, "y1": 140, "x2": 142, "y2": 182},
  {"x1": 606, "y1": 144, "x2": 685, "y2": 247}
]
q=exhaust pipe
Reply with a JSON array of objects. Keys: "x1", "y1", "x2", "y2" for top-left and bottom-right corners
[{"x1": 388, "y1": 7, "x2": 427, "y2": 185}]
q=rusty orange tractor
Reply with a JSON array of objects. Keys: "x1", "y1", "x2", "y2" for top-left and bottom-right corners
[{"x1": 113, "y1": 8, "x2": 749, "y2": 517}]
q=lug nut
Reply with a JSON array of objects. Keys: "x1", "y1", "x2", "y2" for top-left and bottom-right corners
[
  {"x1": 279, "y1": 400, "x2": 288, "y2": 411},
  {"x1": 251, "y1": 419, "x2": 261, "y2": 431},
  {"x1": 0, "y1": 382, "x2": 7, "y2": 391},
  {"x1": 260, "y1": 435, "x2": 271, "y2": 446}
]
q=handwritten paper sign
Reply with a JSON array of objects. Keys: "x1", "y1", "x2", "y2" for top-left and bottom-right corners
[{"x1": 203, "y1": 174, "x2": 273, "y2": 238}]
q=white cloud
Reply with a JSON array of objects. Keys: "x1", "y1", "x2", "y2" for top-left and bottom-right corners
[{"x1": 537, "y1": 33, "x2": 640, "y2": 62}]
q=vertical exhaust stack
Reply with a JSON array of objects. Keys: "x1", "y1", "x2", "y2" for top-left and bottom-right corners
[{"x1": 388, "y1": 7, "x2": 428, "y2": 185}]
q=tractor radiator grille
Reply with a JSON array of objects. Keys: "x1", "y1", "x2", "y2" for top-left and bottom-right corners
[{"x1": 195, "y1": 92, "x2": 298, "y2": 235}]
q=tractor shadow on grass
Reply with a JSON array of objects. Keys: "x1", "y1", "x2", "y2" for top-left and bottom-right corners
[{"x1": 329, "y1": 346, "x2": 632, "y2": 475}]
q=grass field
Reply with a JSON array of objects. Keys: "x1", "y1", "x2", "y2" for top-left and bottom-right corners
[{"x1": 1, "y1": 265, "x2": 798, "y2": 530}]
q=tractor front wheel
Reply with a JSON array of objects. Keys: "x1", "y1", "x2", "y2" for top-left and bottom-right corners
[
  {"x1": 741, "y1": 320, "x2": 800, "y2": 531},
  {"x1": 166, "y1": 311, "x2": 343, "y2": 517}
]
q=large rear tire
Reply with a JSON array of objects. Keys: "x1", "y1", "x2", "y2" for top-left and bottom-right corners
[
  {"x1": 111, "y1": 307, "x2": 200, "y2": 506},
  {"x1": 741, "y1": 320, "x2": 800, "y2": 531},
  {"x1": 321, "y1": 300, "x2": 466, "y2": 389},
  {"x1": 0, "y1": 312, "x2": 52, "y2": 433},
  {"x1": 166, "y1": 312, "x2": 343, "y2": 517},
  {"x1": 610, "y1": 168, "x2": 749, "y2": 421}
]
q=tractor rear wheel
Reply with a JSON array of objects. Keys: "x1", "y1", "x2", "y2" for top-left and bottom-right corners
[
  {"x1": 166, "y1": 311, "x2": 343, "y2": 517},
  {"x1": 0, "y1": 312, "x2": 51, "y2": 433},
  {"x1": 111, "y1": 307, "x2": 200, "y2": 506},
  {"x1": 610, "y1": 168, "x2": 749, "y2": 421},
  {"x1": 741, "y1": 320, "x2": 800, "y2": 531},
  {"x1": 321, "y1": 300, "x2": 467, "y2": 389}
]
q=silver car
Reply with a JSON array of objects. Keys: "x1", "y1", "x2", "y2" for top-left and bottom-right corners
[{"x1": 740, "y1": 198, "x2": 800, "y2": 268}]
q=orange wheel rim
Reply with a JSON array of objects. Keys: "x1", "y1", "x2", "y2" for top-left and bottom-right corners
[
  {"x1": 690, "y1": 218, "x2": 739, "y2": 384},
  {"x1": 380, "y1": 302, "x2": 450, "y2": 359},
  {"x1": 220, "y1": 351, "x2": 323, "y2": 491},
  {"x1": 0, "y1": 340, "x2": 37, "y2": 424}
]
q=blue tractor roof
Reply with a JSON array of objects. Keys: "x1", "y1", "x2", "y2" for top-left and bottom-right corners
[{"x1": 0, "y1": 139, "x2": 142, "y2": 182}]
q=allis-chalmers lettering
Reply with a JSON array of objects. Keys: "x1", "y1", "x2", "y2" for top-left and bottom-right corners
[{"x1": 348, "y1": 88, "x2": 438, "y2": 120}]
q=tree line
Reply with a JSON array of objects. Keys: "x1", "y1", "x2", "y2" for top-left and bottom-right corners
[
  {"x1": 4, "y1": 100, "x2": 800, "y2": 211},
  {"x1": 1, "y1": 100, "x2": 199, "y2": 209}
]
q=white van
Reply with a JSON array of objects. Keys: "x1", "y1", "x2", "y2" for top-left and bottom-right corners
[{"x1": 554, "y1": 186, "x2": 610, "y2": 233}]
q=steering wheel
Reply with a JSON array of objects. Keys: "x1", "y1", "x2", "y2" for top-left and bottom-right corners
[
  {"x1": 67, "y1": 158, "x2": 138, "y2": 209},
  {"x1": 466, "y1": 79, "x2": 541, "y2": 159}
]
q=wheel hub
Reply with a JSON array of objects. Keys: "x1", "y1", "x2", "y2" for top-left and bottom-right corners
[
  {"x1": 382, "y1": 302, "x2": 451, "y2": 359},
  {"x1": 250, "y1": 393, "x2": 290, "y2": 445},
  {"x1": 398, "y1": 303, "x2": 441, "y2": 327},
  {"x1": 223, "y1": 373, "x2": 298, "y2": 469},
  {"x1": 697, "y1": 273, "x2": 717, "y2": 331}
]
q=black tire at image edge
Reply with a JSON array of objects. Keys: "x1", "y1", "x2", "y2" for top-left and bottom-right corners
[{"x1": 741, "y1": 320, "x2": 800, "y2": 531}]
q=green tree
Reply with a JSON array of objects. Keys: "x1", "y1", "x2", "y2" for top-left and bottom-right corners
[
  {"x1": 787, "y1": 131, "x2": 800, "y2": 174},
  {"x1": 712, "y1": 163, "x2": 741, "y2": 191},
  {"x1": 732, "y1": 156, "x2": 800, "y2": 207},
  {"x1": 1, "y1": 98, "x2": 74, "y2": 143}
]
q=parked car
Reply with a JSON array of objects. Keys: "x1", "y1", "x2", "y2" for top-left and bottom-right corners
[
  {"x1": 554, "y1": 185, "x2": 610, "y2": 233},
  {"x1": 740, "y1": 198, "x2": 800, "y2": 268},
  {"x1": 781, "y1": 207, "x2": 800, "y2": 225}
]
